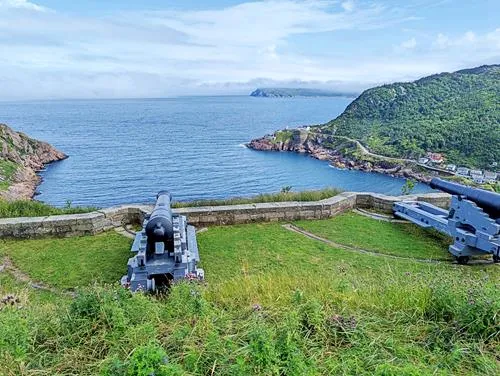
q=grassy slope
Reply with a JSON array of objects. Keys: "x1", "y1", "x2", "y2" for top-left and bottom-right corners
[
  {"x1": 0, "y1": 160, "x2": 19, "y2": 191},
  {"x1": 0, "y1": 232, "x2": 131, "y2": 288},
  {"x1": 294, "y1": 213, "x2": 452, "y2": 260},
  {"x1": 0, "y1": 215, "x2": 498, "y2": 375},
  {"x1": 320, "y1": 65, "x2": 500, "y2": 168}
]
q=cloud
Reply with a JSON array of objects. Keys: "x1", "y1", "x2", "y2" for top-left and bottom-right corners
[
  {"x1": 0, "y1": 0, "x2": 45, "y2": 12},
  {"x1": 432, "y1": 29, "x2": 500, "y2": 55},
  {"x1": 341, "y1": 1, "x2": 355, "y2": 12},
  {"x1": 0, "y1": 1, "x2": 497, "y2": 100},
  {"x1": 400, "y1": 37, "x2": 417, "y2": 49},
  {"x1": 433, "y1": 30, "x2": 490, "y2": 49}
]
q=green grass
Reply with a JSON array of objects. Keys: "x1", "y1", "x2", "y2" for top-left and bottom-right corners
[
  {"x1": 172, "y1": 188, "x2": 341, "y2": 208},
  {"x1": 0, "y1": 199, "x2": 97, "y2": 218},
  {"x1": 0, "y1": 216, "x2": 498, "y2": 375},
  {"x1": 0, "y1": 159, "x2": 19, "y2": 190},
  {"x1": 294, "y1": 212, "x2": 453, "y2": 260},
  {"x1": 274, "y1": 129, "x2": 294, "y2": 143},
  {"x1": 0, "y1": 232, "x2": 131, "y2": 288}
]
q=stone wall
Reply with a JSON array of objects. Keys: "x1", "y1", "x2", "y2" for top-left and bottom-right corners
[
  {"x1": 0, "y1": 192, "x2": 450, "y2": 239},
  {"x1": 355, "y1": 192, "x2": 451, "y2": 213}
]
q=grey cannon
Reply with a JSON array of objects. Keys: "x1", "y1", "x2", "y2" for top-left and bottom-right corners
[
  {"x1": 394, "y1": 178, "x2": 500, "y2": 264},
  {"x1": 121, "y1": 191, "x2": 204, "y2": 292}
]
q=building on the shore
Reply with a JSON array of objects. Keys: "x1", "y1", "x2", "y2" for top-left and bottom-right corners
[
  {"x1": 484, "y1": 171, "x2": 498, "y2": 183},
  {"x1": 470, "y1": 170, "x2": 484, "y2": 184},
  {"x1": 445, "y1": 164, "x2": 457, "y2": 172},
  {"x1": 456, "y1": 167, "x2": 470, "y2": 177},
  {"x1": 471, "y1": 175, "x2": 484, "y2": 184},
  {"x1": 427, "y1": 152, "x2": 444, "y2": 164},
  {"x1": 418, "y1": 157, "x2": 430, "y2": 164}
]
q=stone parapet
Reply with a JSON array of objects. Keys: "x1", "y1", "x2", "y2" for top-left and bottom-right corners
[{"x1": 0, "y1": 192, "x2": 450, "y2": 239}]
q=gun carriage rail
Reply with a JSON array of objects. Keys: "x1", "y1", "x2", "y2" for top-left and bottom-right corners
[{"x1": 394, "y1": 178, "x2": 500, "y2": 264}]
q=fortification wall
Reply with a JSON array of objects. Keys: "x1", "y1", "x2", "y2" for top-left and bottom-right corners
[{"x1": 0, "y1": 192, "x2": 450, "y2": 239}]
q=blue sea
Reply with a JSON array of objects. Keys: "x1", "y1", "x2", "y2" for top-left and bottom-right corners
[{"x1": 0, "y1": 96, "x2": 432, "y2": 207}]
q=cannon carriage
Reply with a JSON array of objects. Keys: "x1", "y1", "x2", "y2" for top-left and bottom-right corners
[
  {"x1": 121, "y1": 191, "x2": 204, "y2": 292},
  {"x1": 394, "y1": 178, "x2": 500, "y2": 264}
]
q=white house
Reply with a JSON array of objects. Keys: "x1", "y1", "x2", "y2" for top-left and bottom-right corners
[
  {"x1": 456, "y1": 167, "x2": 470, "y2": 177},
  {"x1": 445, "y1": 164, "x2": 457, "y2": 172},
  {"x1": 484, "y1": 171, "x2": 498, "y2": 183},
  {"x1": 470, "y1": 172, "x2": 484, "y2": 184}
]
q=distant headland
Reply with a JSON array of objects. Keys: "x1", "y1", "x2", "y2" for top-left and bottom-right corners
[
  {"x1": 0, "y1": 123, "x2": 67, "y2": 200},
  {"x1": 250, "y1": 88, "x2": 357, "y2": 98}
]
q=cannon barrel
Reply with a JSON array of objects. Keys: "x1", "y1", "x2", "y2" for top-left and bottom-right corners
[
  {"x1": 430, "y1": 178, "x2": 500, "y2": 217},
  {"x1": 145, "y1": 191, "x2": 174, "y2": 242}
]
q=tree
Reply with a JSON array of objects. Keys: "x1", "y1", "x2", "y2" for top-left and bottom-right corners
[{"x1": 401, "y1": 179, "x2": 416, "y2": 195}]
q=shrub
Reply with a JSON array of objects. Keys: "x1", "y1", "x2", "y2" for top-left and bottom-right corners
[
  {"x1": 247, "y1": 323, "x2": 279, "y2": 374},
  {"x1": 424, "y1": 278, "x2": 499, "y2": 341},
  {"x1": 0, "y1": 306, "x2": 29, "y2": 360},
  {"x1": 101, "y1": 342, "x2": 184, "y2": 376}
]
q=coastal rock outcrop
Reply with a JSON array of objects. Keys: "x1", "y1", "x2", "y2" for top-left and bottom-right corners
[
  {"x1": 247, "y1": 128, "x2": 431, "y2": 183},
  {"x1": 0, "y1": 123, "x2": 67, "y2": 200}
]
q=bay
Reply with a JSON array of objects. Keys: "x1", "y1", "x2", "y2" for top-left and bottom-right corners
[{"x1": 0, "y1": 96, "x2": 432, "y2": 207}]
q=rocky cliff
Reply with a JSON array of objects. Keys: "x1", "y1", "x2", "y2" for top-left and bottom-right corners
[{"x1": 0, "y1": 124, "x2": 67, "y2": 200}]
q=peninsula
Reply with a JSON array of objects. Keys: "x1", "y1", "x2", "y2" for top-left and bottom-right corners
[
  {"x1": 0, "y1": 123, "x2": 67, "y2": 200},
  {"x1": 250, "y1": 87, "x2": 356, "y2": 98},
  {"x1": 248, "y1": 65, "x2": 500, "y2": 188}
]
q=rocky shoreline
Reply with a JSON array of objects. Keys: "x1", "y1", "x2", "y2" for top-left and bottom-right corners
[
  {"x1": 247, "y1": 130, "x2": 432, "y2": 184},
  {"x1": 0, "y1": 124, "x2": 67, "y2": 201}
]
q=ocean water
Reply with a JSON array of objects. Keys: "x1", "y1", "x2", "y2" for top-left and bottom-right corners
[{"x1": 0, "y1": 96, "x2": 432, "y2": 207}]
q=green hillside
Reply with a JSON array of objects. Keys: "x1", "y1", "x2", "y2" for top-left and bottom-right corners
[{"x1": 320, "y1": 65, "x2": 500, "y2": 168}]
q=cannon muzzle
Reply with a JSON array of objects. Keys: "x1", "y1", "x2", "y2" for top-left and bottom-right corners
[
  {"x1": 145, "y1": 191, "x2": 174, "y2": 242},
  {"x1": 430, "y1": 178, "x2": 500, "y2": 218}
]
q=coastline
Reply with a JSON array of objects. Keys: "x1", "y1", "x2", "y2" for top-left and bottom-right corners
[
  {"x1": 0, "y1": 124, "x2": 67, "y2": 201},
  {"x1": 246, "y1": 131, "x2": 433, "y2": 184},
  {"x1": 2, "y1": 155, "x2": 68, "y2": 201}
]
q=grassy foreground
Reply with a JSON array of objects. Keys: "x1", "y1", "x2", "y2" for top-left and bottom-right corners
[{"x1": 0, "y1": 213, "x2": 498, "y2": 375}]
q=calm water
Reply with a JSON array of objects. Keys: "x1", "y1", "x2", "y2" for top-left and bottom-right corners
[{"x1": 0, "y1": 96, "x2": 432, "y2": 207}]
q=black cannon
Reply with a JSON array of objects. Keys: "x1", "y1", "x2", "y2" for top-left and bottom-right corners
[
  {"x1": 121, "y1": 191, "x2": 204, "y2": 292},
  {"x1": 394, "y1": 178, "x2": 500, "y2": 264},
  {"x1": 145, "y1": 191, "x2": 174, "y2": 246},
  {"x1": 430, "y1": 179, "x2": 500, "y2": 218}
]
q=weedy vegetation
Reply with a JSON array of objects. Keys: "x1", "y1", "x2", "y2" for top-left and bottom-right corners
[
  {"x1": 0, "y1": 160, "x2": 19, "y2": 191},
  {"x1": 0, "y1": 213, "x2": 498, "y2": 375},
  {"x1": 0, "y1": 189, "x2": 339, "y2": 218},
  {"x1": 0, "y1": 199, "x2": 98, "y2": 218},
  {"x1": 171, "y1": 188, "x2": 341, "y2": 208}
]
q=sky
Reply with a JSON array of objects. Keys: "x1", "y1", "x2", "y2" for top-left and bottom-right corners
[{"x1": 0, "y1": 0, "x2": 498, "y2": 100}]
